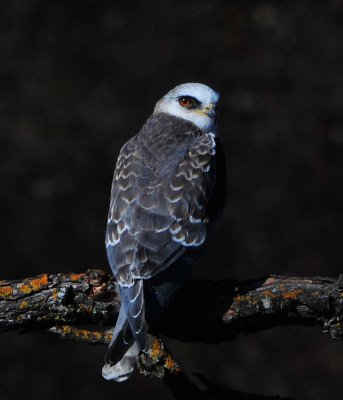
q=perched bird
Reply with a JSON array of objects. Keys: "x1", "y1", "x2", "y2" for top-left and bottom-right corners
[{"x1": 102, "y1": 83, "x2": 226, "y2": 381}]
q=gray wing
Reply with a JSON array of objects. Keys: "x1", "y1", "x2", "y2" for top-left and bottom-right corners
[
  {"x1": 105, "y1": 113, "x2": 216, "y2": 286},
  {"x1": 104, "y1": 113, "x2": 217, "y2": 372}
]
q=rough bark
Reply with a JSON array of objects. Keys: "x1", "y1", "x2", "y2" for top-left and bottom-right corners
[
  {"x1": 2, "y1": 269, "x2": 342, "y2": 399},
  {"x1": 0, "y1": 270, "x2": 119, "y2": 331},
  {"x1": 1, "y1": 270, "x2": 343, "y2": 340}
]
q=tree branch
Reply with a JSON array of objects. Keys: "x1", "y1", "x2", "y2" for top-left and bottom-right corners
[
  {"x1": 2, "y1": 269, "x2": 341, "y2": 399},
  {"x1": 0, "y1": 269, "x2": 119, "y2": 331},
  {"x1": 154, "y1": 274, "x2": 343, "y2": 343},
  {"x1": 1, "y1": 270, "x2": 342, "y2": 340}
]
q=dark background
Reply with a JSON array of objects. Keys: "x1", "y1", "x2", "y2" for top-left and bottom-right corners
[{"x1": 1, "y1": 1, "x2": 343, "y2": 399}]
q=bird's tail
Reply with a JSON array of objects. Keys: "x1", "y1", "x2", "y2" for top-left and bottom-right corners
[
  {"x1": 102, "y1": 261, "x2": 193, "y2": 381},
  {"x1": 102, "y1": 280, "x2": 147, "y2": 382},
  {"x1": 102, "y1": 340, "x2": 140, "y2": 382}
]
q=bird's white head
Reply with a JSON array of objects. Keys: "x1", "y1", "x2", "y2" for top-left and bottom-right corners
[{"x1": 154, "y1": 83, "x2": 220, "y2": 133}]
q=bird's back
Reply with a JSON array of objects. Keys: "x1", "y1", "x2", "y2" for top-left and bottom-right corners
[{"x1": 106, "y1": 112, "x2": 215, "y2": 286}]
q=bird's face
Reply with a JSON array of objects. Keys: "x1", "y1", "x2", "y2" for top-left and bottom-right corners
[{"x1": 154, "y1": 83, "x2": 220, "y2": 133}]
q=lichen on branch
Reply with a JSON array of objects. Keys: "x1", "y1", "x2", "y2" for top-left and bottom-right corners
[
  {"x1": 1, "y1": 270, "x2": 343, "y2": 342},
  {"x1": 0, "y1": 269, "x2": 119, "y2": 331}
]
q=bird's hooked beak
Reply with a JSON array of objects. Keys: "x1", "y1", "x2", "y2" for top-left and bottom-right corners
[{"x1": 195, "y1": 103, "x2": 216, "y2": 119}]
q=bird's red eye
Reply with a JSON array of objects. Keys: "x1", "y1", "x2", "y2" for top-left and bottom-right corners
[{"x1": 179, "y1": 97, "x2": 194, "y2": 108}]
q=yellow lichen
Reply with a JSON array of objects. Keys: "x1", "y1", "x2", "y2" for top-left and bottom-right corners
[
  {"x1": 58, "y1": 325, "x2": 111, "y2": 343},
  {"x1": 52, "y1": 288, "x2": 58, "y2": 302},
  {"x1": 19, "y1": 301, "x2": 29, "y2": 309}
]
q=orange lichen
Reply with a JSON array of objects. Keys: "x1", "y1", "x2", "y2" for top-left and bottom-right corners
[
  {"x1": 0, "y1": 286, "x2": 13, "y2": 298},
  {"x1": 62, "y1": 325, "x2": 72, "y2": 334},
  {"x1": 235, "y1": 293, "x2": 259, "y2": 305},
  {"x1": 19, "y1": 284, "x2": 32, "y2": 294},
  {"x1": 52, "y1": 288, "x2": 58, "y2": 302},
  {"x1": 261, "y1": 290, "x2": 278, "y2": 299},
  {"x1": 150, "y1": 337, "x2": 164, "y2": 360},
  {"x1": 144, "y1": 337, "x2": 180, "y2": 373},
  {"x1": 233, "y1": 287, "x2": 305, "y2": 307},
  {"x1": 59, "y1": 325, "x2": 111, "y2": 343},
  {"x1": 18, "y1": 274, "x2": 48, "y2": 294},
  {"x1": 31, "y1": 274, "x2": 48, "y2": 288},
  {"x1": 62, "y1": 325, "x2": 87, "y2": 339},
  {"x1": 164, "y1": 354, "x2": 181, "y2": 372},
  {"x1": 70, "y1": 273, "x2": 85, "y2": 282},
  {"x1": 282, "y1": 289, "x2": 303, "y2": 300}
]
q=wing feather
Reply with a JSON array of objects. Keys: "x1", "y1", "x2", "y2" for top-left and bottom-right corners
[{"x1": 106, "y1": 113, "x2": 217, "y2": 285}]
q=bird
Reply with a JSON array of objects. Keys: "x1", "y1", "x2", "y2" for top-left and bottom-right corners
[{"x1": 102, "y1": 83, "x2": 226, "y2": 382}]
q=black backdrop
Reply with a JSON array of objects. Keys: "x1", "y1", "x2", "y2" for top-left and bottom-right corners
[{"x1": 1, "y1": 1, "x2": 343, "y2": 399}]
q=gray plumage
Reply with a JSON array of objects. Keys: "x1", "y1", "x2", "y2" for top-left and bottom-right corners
[{"x1": 103, "y1": 83, "x2": 225, "y2": 382}]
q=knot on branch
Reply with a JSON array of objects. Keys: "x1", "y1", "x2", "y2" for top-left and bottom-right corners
[{"x1": 86, "y1": 269, "x2": 117, "y2": 301}]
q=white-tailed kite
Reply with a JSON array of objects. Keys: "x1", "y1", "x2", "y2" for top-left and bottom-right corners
[{"x1": 102, "y1": 83, "x2": 226, "y2": 381}]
